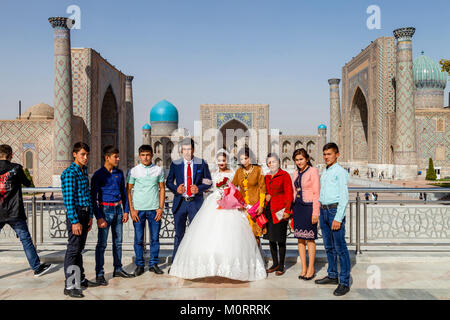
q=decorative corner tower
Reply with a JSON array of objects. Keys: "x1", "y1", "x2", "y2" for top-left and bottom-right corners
[
  {"x1": 318, "y1": 124, "x2": 327, "y2": 165},
  {"x1": 328, "y1": 78, "x2": 341, "y2": 144},
  {"x1": 125, "y1": 75, "x2": 135, "y2": 169},
  {"x1": 49, "y1": 17, "x2": 74, "y2": 186},
  {"x1": 392, "y1": 27, "x2": 418, "y2": 180},
  {"x1": 142, "y1": 124, "x2": 152, "y2": 146}
]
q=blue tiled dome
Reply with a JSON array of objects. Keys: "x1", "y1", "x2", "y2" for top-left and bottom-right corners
[
  {"x1": 150, "y1": 100, "x2": 179, "y2": 123},
  {"x1": 318, "y1": 124, "x2": 327, "y2": 129},
  {"x1": 142, "y1": 123, "x2": 151, "y2": 130},
  {"x1": 413, "y1": 52, "x2": 447, "y2": 89}
]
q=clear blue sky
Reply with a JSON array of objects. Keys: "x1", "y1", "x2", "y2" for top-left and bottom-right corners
[{"x1": 1, "y1": 0, "x2": 449, "y2": 144}]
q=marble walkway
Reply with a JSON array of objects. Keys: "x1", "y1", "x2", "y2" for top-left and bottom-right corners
[{"x1": 0, "y1": 249, "x2": 449, "y2": 300}]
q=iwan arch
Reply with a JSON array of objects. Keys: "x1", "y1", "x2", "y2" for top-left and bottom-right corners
[{"x1": 328, "y1": 27, "x2": 450, "y2": 180}]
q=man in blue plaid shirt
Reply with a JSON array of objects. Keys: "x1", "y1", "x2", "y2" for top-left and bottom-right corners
[{"x1": 61, "y1": 142, "x2": 98, "y2": 298}]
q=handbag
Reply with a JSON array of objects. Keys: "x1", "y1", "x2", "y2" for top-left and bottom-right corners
[
  {"x1": 247, "y1": 201, "x2": 268, "y2": 228},
  {"x1": 256, "y1": 213, "x2": 268, "y2": 228},
  {"x1": 247, "y1": 201, "x2": 260, "y2": 218}
]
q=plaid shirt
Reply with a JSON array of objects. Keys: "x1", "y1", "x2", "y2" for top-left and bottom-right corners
[{"x1": 61, "y1": 162, "x2": 93, "y2": 224}]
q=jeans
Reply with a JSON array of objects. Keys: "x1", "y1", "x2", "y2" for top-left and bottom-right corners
[
  {"x1": 319, "y1": 207, "x2": 351, "y2": 287},
  {"x1": 133, "y1": 210, "x2": 161, "y2": 267},
  {"x1": 95, "y1": 205, "x2": 123, "y2": 277},
  {"x1": 64, "y1": 208, "x2": 90, "y2": 288},
  {"x1": 0, "y1": 219, "x2": 40, "y2": 271}
]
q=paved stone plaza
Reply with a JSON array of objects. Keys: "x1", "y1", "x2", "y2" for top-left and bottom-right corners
[{"x1": 0, "y1": 249, "x2": 449, "y2": 300}]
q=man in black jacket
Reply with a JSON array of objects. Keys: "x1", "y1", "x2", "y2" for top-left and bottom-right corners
[{"x1": 0, "y1": 144, "x2": 52, "y2": 276}]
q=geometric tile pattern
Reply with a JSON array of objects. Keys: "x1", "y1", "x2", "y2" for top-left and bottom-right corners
[
  {"x1": 125, "y1": 76, "x2": 135, "y2": 168},
  {"x1": 377, "y1": 40, "x2": 384, "y2": 163},
  {"x1": 369, "y1": 205, "x2": 450, "y2": 239},
  {"x1": 216, "y1": 112, "x2": 253, "y2": 129},
  {"x1": 71, "y1": 49, "x2": 89, "y2": 125},
  {"x1": 415, "y1": 114, "x2": 450, "y2": 169},
  {"x1": 385, "y1": 38, "x2": 397, "y2": 113},
  {"x1": 51, "y1": 24, "x2": 73, "y2": 166},
  {"x1": 0, "y1": 121, "x2": 53, "y2": 186},
  {"x1": 393, "y1": 28, "x2": 417, "y2": 165}
]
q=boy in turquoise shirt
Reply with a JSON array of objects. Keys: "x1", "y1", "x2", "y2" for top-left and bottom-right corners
[{"x1": 127, "y1": 145, "x2": 165, "y2": 276}]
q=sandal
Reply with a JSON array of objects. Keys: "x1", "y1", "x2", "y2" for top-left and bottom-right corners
[{"x1": 303, "y1": 274, "x2": 316, "y2": 281}]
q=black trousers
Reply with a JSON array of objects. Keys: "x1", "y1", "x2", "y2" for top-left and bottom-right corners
[{"x1": 64, "y1": 208, "x2": 90, "y2": 287}]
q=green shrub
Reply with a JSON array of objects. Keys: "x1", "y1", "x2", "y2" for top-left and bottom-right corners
[
  {"x1": 425, "y1": 158, "x2": 437, "y2": 180},
  {"x1": 23, "y1": 168, "x2": 35, "y2": 188}
]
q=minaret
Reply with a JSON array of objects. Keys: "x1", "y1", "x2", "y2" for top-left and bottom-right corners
[
  {"x1": 125, "y1": 75, "x2": 135, "y2": 169},
  {"x1": 328, "y1": 78, "x2": 341, "y2": 144},
  {"x1": 49, "y1": 17, "x2": 74, "y2": 186},
  {"x1": 142, "y1": 124, "x2": 152, "y2": 146},
  {"x1": 393, "y1": 27, "x2": 418, "y2": 180},
  {"x1": 318, "y1": 124, "x2": 327, "y2": 165}
]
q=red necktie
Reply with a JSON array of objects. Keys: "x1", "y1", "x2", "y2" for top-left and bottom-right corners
[{"x1": 186, "y1": 161, "x2": 192, "y2": 197}]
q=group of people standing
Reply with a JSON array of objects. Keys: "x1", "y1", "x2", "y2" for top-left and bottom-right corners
[
  {"x1": 168, "y1": 140, "x2": 351, "y2": 297},
  {"x1": 0, "y1": 137, "x2": 352, "y2": 298},
  {"x1": 258, "y1": 144, "x2": 351, "y2": 296},
  {"x1": 60, "y1": 142, "x2": 168, "y2": 298}
]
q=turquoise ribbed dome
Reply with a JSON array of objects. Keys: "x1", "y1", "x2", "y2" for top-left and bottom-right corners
[
  {"x1": 142, "y1": 123, "x2": 151, "y2": 130},
  {"x1": 413, "y1": 52, "x2": 447, "y2": 89},
  {"x1": 318, "y1": 124, "x2": 327, "y2": 129},
  {"x1": 150, "y1": 100, "x2": 179, "y2": 122}
]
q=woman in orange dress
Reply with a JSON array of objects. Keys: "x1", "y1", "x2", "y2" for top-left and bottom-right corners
[{"x1": 232, "y1": 147, "x2": 266, "y2": 246}]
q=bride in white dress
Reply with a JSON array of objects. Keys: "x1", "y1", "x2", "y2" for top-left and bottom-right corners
[{"x1": 168, "y1": 151, "x2": 267, "y2": 281}]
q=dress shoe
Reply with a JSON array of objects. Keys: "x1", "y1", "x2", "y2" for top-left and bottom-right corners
[
  {"x1": 149, "y1": 265, "x2": 164, "y2": 274},
  {"x1": 64, "y1": 288, "x2": 84, "y2": 298},
  {"x1": 275, "y1": 268, "x2": 285, "y2": 276},
  {"x1": 333, "y1": 284, "x2": 350, "y2": 296},
  {"x1": 266, "y1": 265, "x2": 279, "y2": 273},
  {"x1": 95, "y1": 276, "x2": 108, "y2": 286},
  {"x1": 314, "y1": 276, "x2": 339, "y2": 285},
  {"x1": 134, "y1": 266, "x2": 145, "y2": 277},
  {"x1": 113, "y1": 269, "x2": 135, "y2": 278},
  {"x1": 80, "y1": 278, "x2": 100, "y2": 288}
]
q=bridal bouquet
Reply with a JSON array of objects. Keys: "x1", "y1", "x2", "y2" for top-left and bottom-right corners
[
  {"x1": 215, "y1": 177, "x2": 229, "y2": 189},
  {"x1": 216, "y1": 181, "x2": 246, "y2": 210},
  {"x1": 216, "y1": 182, "x2": 268, "y2": 228}
]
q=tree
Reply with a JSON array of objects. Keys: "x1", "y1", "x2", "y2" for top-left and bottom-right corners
[
  {"x1": 439, "y1": 59, "x2": 450, "y2": 75},
  {"x1": 23, "y1": 168, "x2": 35, "y2": 188},
  {"x1": 426, "y1": 158, "x2": 437, "y2": 181}
]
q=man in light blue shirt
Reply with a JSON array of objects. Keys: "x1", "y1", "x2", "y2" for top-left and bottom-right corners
[{"x1": 315, "y1": 143, "x2": 351, "y2": 296}]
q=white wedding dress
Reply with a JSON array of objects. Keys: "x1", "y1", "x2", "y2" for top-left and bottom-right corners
[{"x1": 169, "y1": 170, "x2": 267, "y2": 281}]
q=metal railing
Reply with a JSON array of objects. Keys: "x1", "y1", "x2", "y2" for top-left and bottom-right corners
[
  {"x1": 1, "y1": 187, "x2": 449, "y2": 254},
  {"x1": 348, "y1": 187, "x2": 450, "y2": 254}
]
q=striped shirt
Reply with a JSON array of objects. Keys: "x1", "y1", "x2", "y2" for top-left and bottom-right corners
[{"x1": 61, "y1": 162, "x2": 93, "y2": 224}]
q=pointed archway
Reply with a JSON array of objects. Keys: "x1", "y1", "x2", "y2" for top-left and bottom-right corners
[
  {"x1": 218, "y1": 119, "x2": 249, "y2": 157},
  {"x1": 101, "y1": 86, "x2": 119, "y2": 152},
  {"x1": 350, "y1": 87, "x2": 369, "y2": 161}
]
